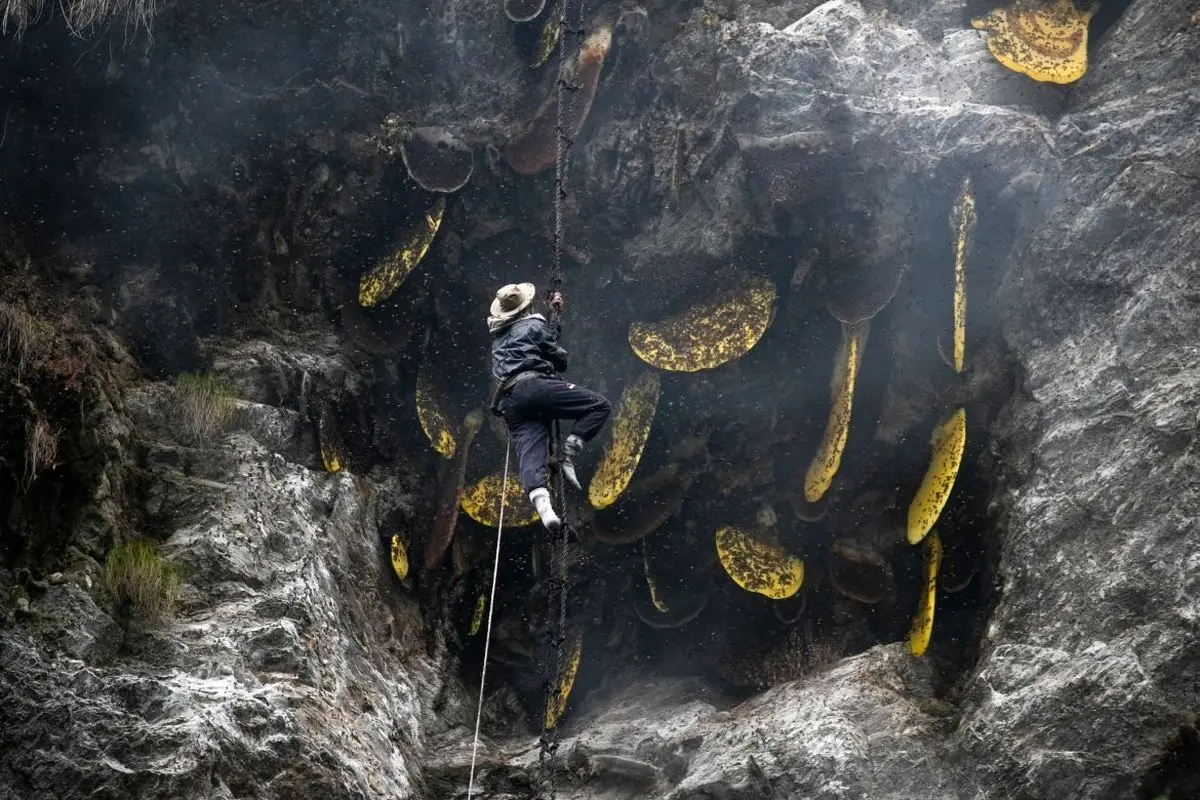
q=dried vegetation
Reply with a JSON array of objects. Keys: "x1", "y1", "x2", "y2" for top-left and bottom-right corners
[
  {"x1": 0, "y1": 301, "x2": 73, "y2": 493},
  {"x1": 172, "y1": 372, "x2": 238, "y2": 443},
  {"x1": 22, "y1": 415, "x2": 58, "y2": 491},
  {"x1": 0, "y1": 301, "x2": 51, "y2": 376},
  {"x1": 1, "y1": 0, "x2": 157, "y2": 38}
]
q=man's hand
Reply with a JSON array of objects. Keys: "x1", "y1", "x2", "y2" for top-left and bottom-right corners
[{"x1": 548, "y1": 291, "x2": 565, "y2": 313}]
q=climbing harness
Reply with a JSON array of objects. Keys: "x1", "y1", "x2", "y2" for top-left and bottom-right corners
[
  {"x1": 467, "y1": 1, "x2": 586, "y2": 795},
  {"x1": 466, "y1": 439, "x2": 511, "y2": 799}
]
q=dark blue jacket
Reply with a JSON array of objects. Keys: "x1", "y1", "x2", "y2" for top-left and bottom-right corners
[{"x1": 490, "y1": 313, "x2": 568, "y2": 382}]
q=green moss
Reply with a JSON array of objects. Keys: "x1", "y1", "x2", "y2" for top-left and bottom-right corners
[
  {"x1": 173, "y1": 372, "x2": 238, "y2": 442},
  {"x1": 100, "y1": 540, "x2": 181, "y2": 622}
]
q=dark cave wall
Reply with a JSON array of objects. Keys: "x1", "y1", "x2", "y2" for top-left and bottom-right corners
[
  {"x1": 0, "y1": 0, "x2": 1036, "y2": 706},
  {"x1": 1, "y1": 0, "x2": 1197, "y2": 798}
]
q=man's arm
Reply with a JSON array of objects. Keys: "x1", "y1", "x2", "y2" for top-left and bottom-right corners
[{"x1": 538, "y1": 319, "x2": 569, "y2": 373}]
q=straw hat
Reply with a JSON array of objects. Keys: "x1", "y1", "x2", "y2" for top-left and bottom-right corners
[{"x1": 488, "y1": 282, "x2": 536, "y2": 329}]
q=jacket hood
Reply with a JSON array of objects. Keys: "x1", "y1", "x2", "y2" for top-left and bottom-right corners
[{"x1": 488, "y1": 310, "x2": 544, "y2": 335}]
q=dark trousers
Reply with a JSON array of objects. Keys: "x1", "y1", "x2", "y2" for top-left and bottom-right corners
[{"x1": 500, "y1": 376, "x2": 612, "y2": 493}]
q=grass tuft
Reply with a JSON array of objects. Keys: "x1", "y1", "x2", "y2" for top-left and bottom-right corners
[
  {"x1": 22, "y1": 415, "x2": 58, "y2": 491},
  {"x1": 99, "y1": 539, "x2": 181, "y2": 622},
  {"x1": 0, "y1": 301, "x2": 50, "y2": 376},
  {"x1": 173, "y1": 372, "x2": 238, "y2": 443},
  {"x1": 0, "y1": 0, "x2": 42, "y2": 37},
  {"x1": 2, "y1": 0, "x2": 157, "y2": 38}
]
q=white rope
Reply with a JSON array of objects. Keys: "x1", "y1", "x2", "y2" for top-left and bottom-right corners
[{"x1": 467, "y1": 436, "x2": 511, "y2": 799}]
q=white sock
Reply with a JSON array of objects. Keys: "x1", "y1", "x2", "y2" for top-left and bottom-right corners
[{"x1": 528, "y1": 487, "x2": 561, "y2": 531}]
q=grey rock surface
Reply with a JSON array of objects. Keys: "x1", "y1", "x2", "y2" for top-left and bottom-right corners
[
  {"x1": 0, "y1": 339, "x2": 456, "y2": 799},
  {"x1": 441, "y1": 645, "x2": 961, "y2": 799},
  {"x1": 957, "y1": 1, "x2": 1200, "y2": 796}
]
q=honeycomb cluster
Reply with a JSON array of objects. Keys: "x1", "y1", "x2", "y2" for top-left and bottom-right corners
[
  {"x1": 340, "y1": 8, "x2": 1003, "y2": 729},
  {"x1": 972, "y1": 0, "x2": 1096, "y2": 85}
]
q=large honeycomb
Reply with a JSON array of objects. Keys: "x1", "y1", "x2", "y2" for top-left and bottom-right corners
[
  {"x1": 358, "y1": 195, "x2": 446, "y2": 308},
  {"x1": 971, "y1": 0, "x2": 1095, "y2": 85},
  {"x1": 951, "y1": 178, "x2": 977, "y2": 373},
  {"x1": 908, "y1": 532, "x2": 942, "y2": 657},
  {"x1": 544, "y1": 631, "x2": 583, "y2": 729},
  {"x1": 805, "y1": 320, "x2": 869, "y2": 503},
  {"x1": 415, "y1": 366, "x2": 458, "y2": 459},
  {"x1": 461, "y1": 471, "x2": 539, "y2": 528},
  {"x1": 588, "y1": 370, "x2": 661, "y2": 510},
  {"x1": 628, "y1": 274, "x2": 776, "y2": 372},
  {"x1": 715, "y1": 526, "x2": 804, "y2": 600}
]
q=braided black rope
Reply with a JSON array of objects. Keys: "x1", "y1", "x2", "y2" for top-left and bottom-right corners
[{"x1": 536, "y1": 0, "x2": 585, "y2": 797}]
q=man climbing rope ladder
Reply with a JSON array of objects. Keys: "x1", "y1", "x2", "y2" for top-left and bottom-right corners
[{"x1": 487, "y1": 282, "x2": 611, "y2": 531}]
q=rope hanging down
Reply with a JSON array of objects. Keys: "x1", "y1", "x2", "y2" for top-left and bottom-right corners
[
  {"x1": 466, "y1": 439, "x2": 511, "y2": 800},
  {"x1": 547, "y1": 0, "x2": 586, "y2": 326},
  {"x1": 538, "y1": 1, "x2": 585, "y2": 797},
  {"x1": 466, "y1": 2, "x2": 585, "y2": 794}
]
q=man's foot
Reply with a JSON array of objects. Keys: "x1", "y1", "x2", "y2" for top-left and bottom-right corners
[
  {"x1": 560, "y1": 434, "x2": 584, "y2": 491},
  {"x1": 528, "y1": 487, "x2": 561, "y2": 532}
]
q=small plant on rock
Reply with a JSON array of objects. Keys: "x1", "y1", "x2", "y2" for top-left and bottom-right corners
[
  {"x1": 0, "y1": 301, "x2": 51, "y2": 376},
  {"x1": 1, "y1": 0, "x2": 157, "y2": 39},
  {"x1": 99, "y1": 539, "x2": 181, "y2": 623},
  {"x1": 172, "y1": 372, "x2": 238, "y2": 442},
  {"x1": 22, "y1": 415, "x2": 59, "y2": 491}
]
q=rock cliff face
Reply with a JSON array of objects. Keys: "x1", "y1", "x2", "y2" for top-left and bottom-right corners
[
  {"x1": 0, "y1": 333, "x2": 450, "y2": 797},
  {"x1": 1, "y1": 0, "x2": 1197, "y2": 798}
]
